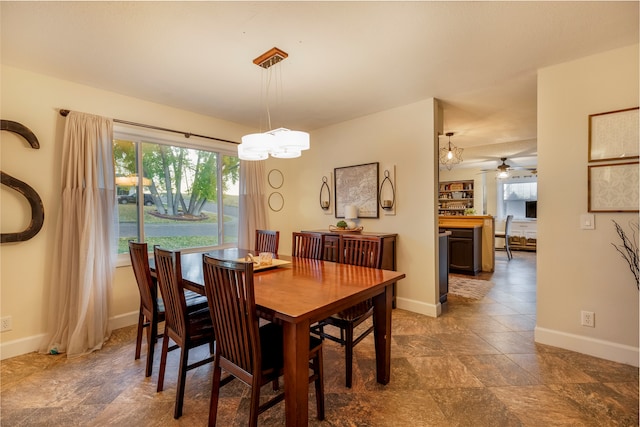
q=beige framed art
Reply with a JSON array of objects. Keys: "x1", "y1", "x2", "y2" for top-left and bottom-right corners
[
  {"x1": 588, "y1": 162, "x2": 639, "y2": 212},
  {"x1": 334, "y1": 162, "x2": 379, "y2": 218},
  {"x1": 588, "y1": 107, "x2": 639, "y2": 162}
]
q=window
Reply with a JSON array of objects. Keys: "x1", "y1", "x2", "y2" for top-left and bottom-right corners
[
  {"x1": 113, "y1": 130, "x2": 239, "y2": 260},
  {"x1": 497, "y1": 178, "x2": 537, "y2": 220}
]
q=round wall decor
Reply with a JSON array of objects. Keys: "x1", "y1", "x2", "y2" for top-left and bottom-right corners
[
  {"x1": 268, "y1": 192, "x2": 284, "y2": 212},
  {"x1": 268, "y1": 169, "x2": 284, "y2": 189}
]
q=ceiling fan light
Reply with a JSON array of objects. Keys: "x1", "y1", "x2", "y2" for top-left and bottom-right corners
[{"x1": 497, "y1": 170, "x2": 509, "y2": 179}]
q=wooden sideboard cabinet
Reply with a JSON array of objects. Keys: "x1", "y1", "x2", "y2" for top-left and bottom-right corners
[{"x1": 302, "y1": 230, "x2": 398, "y2": 306}]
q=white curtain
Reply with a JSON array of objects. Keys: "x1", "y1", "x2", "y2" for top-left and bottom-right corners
[
  {"x1": 40, "y1": 111, "x2": 116, "y2": 358},
  {"x1": 238, "y1": 160, "x2": 269, "y2": 250}
]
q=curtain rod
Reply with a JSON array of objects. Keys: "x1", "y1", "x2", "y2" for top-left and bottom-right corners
[{"x1": 58, "y1": 109, "x2": 239, "y2": 145}]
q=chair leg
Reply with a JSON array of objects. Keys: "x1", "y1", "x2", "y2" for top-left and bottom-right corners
[
  {"x1": 248, "y1": 377, "x2": 262, "y2": 427},
  {"x1": 157, "y1": 334, "x2": 170, "y2": 392},
  {"x1": 505, "y1": 237, "x2": 512, "y2": 260},
  {"x1": 135, "y1": 309, "x2": 144, "y2": 360},
  {"x1": 208, "y1": 358, "x2": 222, "y2": 427},
  {"x1": 314, "y1": 349, "x2": 325, "y2": 420},
  {"x1": 174, "y1": 347, "x2": 189, "y2": 419},
  {"x1": 345, "y1": 324, "x2": 354, "y2": 388},
  {"x1": 145, "y1": 316, "x2": 157, "y2": 377}
]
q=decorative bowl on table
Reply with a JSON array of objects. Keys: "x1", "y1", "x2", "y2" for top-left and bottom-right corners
[{"x1": 329, "y1": 225, "x2": 364, "y2": 232}]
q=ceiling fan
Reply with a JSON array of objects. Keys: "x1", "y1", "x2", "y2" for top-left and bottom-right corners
[
  {"x1": 496, "y1": 157, "x2": 538, "y2": 176},
  {"x1": 478, "y1": 157, "x2": 537, "y2": 177},
  {"x1": 496, "y1": 158, "x2": 511, "y2": 178}
]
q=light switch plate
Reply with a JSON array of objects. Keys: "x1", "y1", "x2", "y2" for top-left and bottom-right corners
[{"x1": 580, "y1": 213, "x2": 595, "y2": 230}]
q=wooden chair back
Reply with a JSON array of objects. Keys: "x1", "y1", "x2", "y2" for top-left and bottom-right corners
[
  {"x1": 255, "y1": 229, "x2": 279, "y2": 254},
  {"x1": 292, "y1": 232, "x2": 325, "y2": 259},
  {"x1": 202, "y1": 256, "x2": 262, "y2": 382},
  {"x1": 339, "y1": 234, "x2": 383, "y2": 269},
  {"x1": 203, "y1": 254, "x2": 324, "y2": 425},
  {"x1": 337, "y1": 234, "x2": 383, "y2": 319},
  {"x1": 129, "y1": 241, "x2": 157, "y2": 317},
  {"x1": 153, "y1": 247, "x2": 188, "y2": 342}
]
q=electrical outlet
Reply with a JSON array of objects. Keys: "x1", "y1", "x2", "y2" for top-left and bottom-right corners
[
  {"x1": 581, "y1": 311, "x2": 595, "y2": 327},
  {"x1": 1, "y1": 316, "x2": 12, "y2": 332}
]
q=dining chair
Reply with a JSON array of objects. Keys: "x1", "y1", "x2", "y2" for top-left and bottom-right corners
[
  {"x1": 312, "y1": 234, "x2": 383, "y2": 388},
  {"x1": 128, "y1": 241, "x2": 208, "y2": 378},
  {"x1": 255, "y1": 229, "x2": 280, "y2": 254},
  {"x1": 495, "y1": 215, "x2": 513, "y2": 260},
  {"x1": 291, "y1": 231, "x2": 325, "y2": 259},
  {"x1": 202, "y1": 255, "x2": 325, "y2": 426},
  {"x1": 153, "y1": 246, "x2": 216, "y2": 419}
]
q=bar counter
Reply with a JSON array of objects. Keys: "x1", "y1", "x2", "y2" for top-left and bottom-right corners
[{"x1": 438, "y1": 215, "x2": 495, "y2": 272}]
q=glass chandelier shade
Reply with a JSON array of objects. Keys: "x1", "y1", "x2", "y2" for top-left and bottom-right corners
[{"x1": 239, "y1": 128, "x2": 309, "y2": 160}]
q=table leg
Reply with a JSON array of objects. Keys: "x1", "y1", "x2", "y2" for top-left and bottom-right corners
[
  {"x1": 282, "y1": 320, "x2": 310, "y2": 426},
  {"x1": 372, "y1": 284, "x2": 392, "y2": 384}
]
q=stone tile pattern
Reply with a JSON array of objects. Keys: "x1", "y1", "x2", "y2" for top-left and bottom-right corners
[{"x1": 1, "y1": 252, "x2": 638, "y2": 426}]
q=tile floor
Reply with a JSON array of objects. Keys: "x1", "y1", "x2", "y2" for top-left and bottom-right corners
[{"x1": 1, "y1": 251, "x2": 638, "y2": 426}]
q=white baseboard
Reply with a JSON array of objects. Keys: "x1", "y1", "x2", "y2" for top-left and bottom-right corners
[
  {"x1": 0, "y1": 333, "x2": 47, "y2": 361},
  {"x1": 396, "y1": 297, "x2": 441, "y2": 317},
  {"x1": 0, "y1": 311, "x2": 139, "y2": 361},
  {"x1": 535, "y1": 326, "x2": 639, "y2": 367},
  {"x1": 110, "y1": 310, "x2": 139, "y2": 331}
]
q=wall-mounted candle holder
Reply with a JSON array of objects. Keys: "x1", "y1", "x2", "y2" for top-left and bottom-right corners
[
  {"x1": 378, "y1": 167, "x2": 396, "y2": 215},
  {"x1": 320, "y1": 176, "x2": 331, "y2": 212}
]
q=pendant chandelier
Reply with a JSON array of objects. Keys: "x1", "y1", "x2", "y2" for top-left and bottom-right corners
[
  {"x1": 238, "y1": 47, "x2": 310, "y2": 161},
  {"x1": 439, "y1": 132, "x2": 463, "y2": 170}
]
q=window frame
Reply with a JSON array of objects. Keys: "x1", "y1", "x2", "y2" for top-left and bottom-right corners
[
  {"x1": 114, "y1": 124, "x2": 239, "y2": 266},
  {"x1": 496, "y1": 175, "x2": 538, "y2": 221}
]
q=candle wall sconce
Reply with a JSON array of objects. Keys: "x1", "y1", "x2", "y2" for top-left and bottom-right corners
[
  {"x1": 319, "y1": 175, "x2": 332, "y2": 214},
  {"x1": 378, "y1": 166, "x2": 396, "y2": 216}
]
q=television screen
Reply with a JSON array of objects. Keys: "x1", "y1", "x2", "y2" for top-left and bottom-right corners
[{"x1": 525, "y1": 201, "x2": 537, "y2": 219}]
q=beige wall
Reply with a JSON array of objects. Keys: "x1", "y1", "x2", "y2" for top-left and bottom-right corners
[
  {"x1": 0, "y1": 65, "x2": 253, "y2": 358},
  {"x1": 536, "y1": 44, "x2": 639, "y2": 366},
  {"x1": 266, "y1": 99, "x2": 443, "y2": 316}
]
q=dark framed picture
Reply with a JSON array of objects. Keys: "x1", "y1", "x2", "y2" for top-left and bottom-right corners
[
  {"x1": 588, "y1": 107, "x2": 639, "y2": 162},
  {"x1": 588, "y1": 162, "x2": 639, "y2": 212},
  {"x1": 334, "y1": 162, "x2": 379, "y2": 218}
]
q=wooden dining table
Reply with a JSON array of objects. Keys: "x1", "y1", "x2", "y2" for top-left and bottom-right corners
[{"x1": 151, "y1": 247, "x2": 406, "y2": 426}]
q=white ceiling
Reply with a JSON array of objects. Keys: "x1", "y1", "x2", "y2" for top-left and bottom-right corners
[{"x1": 1, "y1": 1, "x2": 638, "y2": 170}]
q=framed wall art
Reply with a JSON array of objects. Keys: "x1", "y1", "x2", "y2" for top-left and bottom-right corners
[
  {"x1": 588, "y1": 162, "x2": 639, "y2": 212},
  {"x1": 334, "y1": 162, "x2": 379, "y2": 218},
  {"x1": 588, "y1": 107, "x2": 639, "y2": 162}
]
